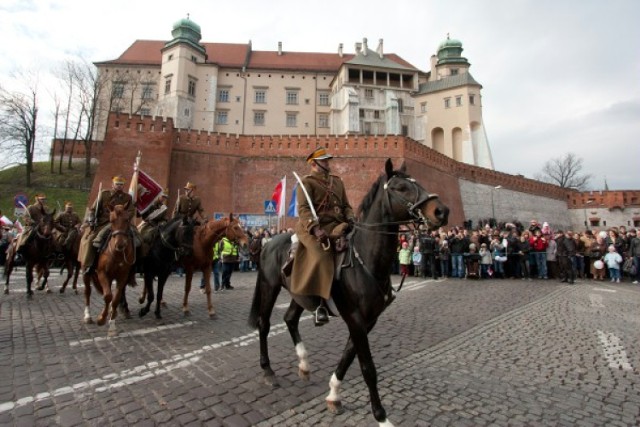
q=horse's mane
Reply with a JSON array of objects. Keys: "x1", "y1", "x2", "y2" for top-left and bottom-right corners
[{"x1": 357, "y1": 168, "x2": 410, "y2": 217}]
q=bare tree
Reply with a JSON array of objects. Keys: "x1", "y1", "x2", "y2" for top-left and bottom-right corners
[
  {"x1": 535, "y1": 152, "x2": 592, "y2": 189},
  {"x1": 0, "y1": 75, "x2": 40, "y2": 187}
]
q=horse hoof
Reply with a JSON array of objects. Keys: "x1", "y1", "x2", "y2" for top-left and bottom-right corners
[
  {"x1": 160, "y1": 301, "x2": 167, "y2": 307},
  {"x1": 59, "y1": 288, "x2": 65, "y2": 294},
  {"x1": 123, "y1": 311, "x2": 132, "y2": 320},
  {"x1": 155, "y1": 313, "x2": 162, "y2": 320},
  {"x1": 96, "y1": 317, "x2": 106, "y2": 326},
  {"x1": 183, "y1": 310, "x2": 191, "y2": 317},
  {"x1": 208, "y1": 312, "x2": 217, "y2": 319},
  {"x1": 139, "y1": 308, "x2": 148, "y2": 318},
  {"x1": 138, "y1": 296, "x2": 145, "y2": 304},
  {"x1": 83, "y1": 317, "x2": 94, "y2": 324},
  {"x1": 36, "y1": 285, "x2": 45, "y2": 291},
  {"x1": 46, "y1": 288, "x2": 51, "y2": 294},
  {"x1": 26, "y1": 292, "x2": 33, "y2": 300},
  {"x1": 74, "y1": 290, "x2": 78, "y2": 295},
  {"x1": 326, "y1": 400, "x2": 344, "y2": 415},
  {"x1": 298, "y1": 369, "x2": 310, "y2": 381},
  {"x1": 263, "y1": 375, "x2": 279, "y2": 388},
  {"x1": 3, "y1": 289, "x2": 8, "y2": 295},
  {"x1": 108, "y1": 328, "x2": 117, "y2": 338}
]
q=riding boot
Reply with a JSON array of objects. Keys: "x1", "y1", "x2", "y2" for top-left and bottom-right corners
[
  {"x1": 84, "y1": 250, "x2": 97, "y2": 275},
  {"x1": 314, "y1": 300, "x2": 329, "y2": 326},
  {"x1": 281, "y1": 235, "x2": 299, "y2": 277}
]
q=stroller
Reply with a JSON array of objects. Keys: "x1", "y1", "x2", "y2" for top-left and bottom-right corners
[{"x1": 465, "y1": 252, "x2": 481, "y2": 280}]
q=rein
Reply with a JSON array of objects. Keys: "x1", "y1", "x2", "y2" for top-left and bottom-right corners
[{"x1": 107, "y1": 228, "x2": 136, "y2": 265}]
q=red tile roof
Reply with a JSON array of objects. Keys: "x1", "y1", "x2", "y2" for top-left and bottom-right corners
[{"x1": 95, "y1": 40, "x2": 419, "y2": 72}]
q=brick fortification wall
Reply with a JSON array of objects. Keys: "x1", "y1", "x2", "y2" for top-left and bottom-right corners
[{"x1": 89, "y1": 113, "x2": 571, "y2": 228}]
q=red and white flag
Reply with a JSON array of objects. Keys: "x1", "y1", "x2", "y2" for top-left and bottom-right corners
[
  {"x1": 271, "y1": 176, "x2": 287, "y2": 218},
  {"x1": 133, "y1": 170, "x2": 163, "y2": 215}
]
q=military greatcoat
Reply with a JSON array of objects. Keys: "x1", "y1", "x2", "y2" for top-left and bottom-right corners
[
  {"x1": 174, "y1": 195, "x2": 204, "y2": 219},
  {"x1": 291, "y1": 170, "x2": 354, "y2": 300}
]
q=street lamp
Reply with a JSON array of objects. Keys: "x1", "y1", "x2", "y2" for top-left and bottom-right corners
[{"x1": 491, "y1": 185, "x2": 502, "y2": 224}]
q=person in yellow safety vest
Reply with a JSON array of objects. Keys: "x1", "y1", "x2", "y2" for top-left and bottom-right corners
[
  {"x1": 219, "y1": 236, "x2": 239, "y2": 290},
  {"x1": 200, "y1": 242, "x2": 222, "y2": 292}
]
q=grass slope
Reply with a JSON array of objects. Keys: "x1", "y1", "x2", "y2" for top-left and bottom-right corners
[{"x1": 0, "y1": 161, "x2": 95, "y2": 220}]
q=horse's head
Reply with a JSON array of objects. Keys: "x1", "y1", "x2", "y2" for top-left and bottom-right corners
[
  {"x1": 108, "y1": 204, "x2": 132, "y2": 231},
  {"x1": 364, "y1": 159, "x2": 449, "y2": 229},
  {"x1": 224, "y1": 214, "x2": 248, "y2": 246},
  {"x1": 37, "y1": 209, "x2": 56, "y2": 238}
]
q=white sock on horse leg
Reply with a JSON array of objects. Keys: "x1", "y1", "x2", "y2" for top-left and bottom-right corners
[
  {"x1": 326, "y1": 372, "x2": 341, "y2": 402},
  {"x1": 296, "y1": 342, "x2": 309, "y2": 373}
]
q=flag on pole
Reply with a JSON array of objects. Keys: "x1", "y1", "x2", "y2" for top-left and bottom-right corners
[
  {"x1": 271, "y1": 176, "x2": 287, "y2": 218},
  {"x1": 134, "y1": 170, "x2": 164, "y2": 214},
  {"x1": 287, "y1": 184, "x2": 298, "y2": 217},
  {"x1": 128, "y1": 151, "x2": 142, "y2": 208}
]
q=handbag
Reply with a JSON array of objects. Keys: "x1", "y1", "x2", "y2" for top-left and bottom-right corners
[{"x1": 623, "y1": 258, "x2": 636, "y2": 275}]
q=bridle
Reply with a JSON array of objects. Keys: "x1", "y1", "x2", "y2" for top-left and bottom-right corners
[
  {"x1": 355, "y1": 174, "x2": 439, "y2": 232},
  {"x1": 107, "y1": 227, "x2": 135, "y2": 265}
]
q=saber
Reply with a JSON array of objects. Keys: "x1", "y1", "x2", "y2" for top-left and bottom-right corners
[{"x1": 292, "y1": 171, "x2": 329, "y2": 251}]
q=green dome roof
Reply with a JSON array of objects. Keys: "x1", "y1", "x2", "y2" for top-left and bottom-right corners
[
  {"x1": 436, "y1": 34, "x2": 468, "y2": 66},
  {"x1": 172, "y1": 18, "x2": 201, "y2": 35}
]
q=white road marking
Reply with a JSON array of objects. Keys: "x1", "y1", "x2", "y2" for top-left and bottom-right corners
[
  {"x1": 69, "y1": 321, "x2": 197, "y2": 347},
  {"x1": 597, "y1": 330, "x2": 633, "y2": 370},
  {"x1": 592, "y1": 288, "x2": 617, "y2": 293},
  {"x1": 0, "y1": 319, "x2": 301, "y2": 414},
  {"x1": 589, "y1": 294, "x2": 605, "y2": 308}
]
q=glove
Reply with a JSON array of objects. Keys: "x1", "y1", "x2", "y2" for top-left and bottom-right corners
[
  {"x1": 347, "y1": 217, "x2": 356, "y2": 232},
  {"x1": 313, "y1": 226, "x2": 328, "y2": 241}
]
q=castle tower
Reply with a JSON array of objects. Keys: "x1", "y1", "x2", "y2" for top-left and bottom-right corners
[
  {"x1": 157, "y1": 16, "x2": 208, "y2": 130},
  {"x1": 414, "y1": 35, "x2": 494, "y2": 169}
]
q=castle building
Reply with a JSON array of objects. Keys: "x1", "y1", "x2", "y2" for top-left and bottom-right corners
[{"x1": 94, "y1": 17, "x2": 494, "y2": 169}]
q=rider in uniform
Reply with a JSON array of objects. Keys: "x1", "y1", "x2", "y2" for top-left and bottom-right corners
[
  {"x1": 79, "y1": 175, "x2": 138, "y2": 276},
  {"x1": 54, "y1": 201, "x2": 81, "y2": 251},
  {"x1": 138, "y1": 189, "x2": 170, "y2": 256},
  {"x1": 290, "y1": 147, "x2": 355, "y2": 325},
  {"x1": 16, "y1": 193, "x2": 49, "y2": 254},
  {"x1": 173, "y1": 182, "x2": 205, "y2": 223}
]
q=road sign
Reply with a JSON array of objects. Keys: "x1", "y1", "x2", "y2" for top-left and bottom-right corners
[
  {"x1": 14, "y1": 192, "x2": 28, "y2": 208},
  {"x1": 264, "y1": 200, "x2": 277, "y2": 215}
]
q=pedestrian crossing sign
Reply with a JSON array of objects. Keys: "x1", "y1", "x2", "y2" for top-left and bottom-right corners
[{"x1": 264, "y1": 200, "x2": 277, "y2": 214}]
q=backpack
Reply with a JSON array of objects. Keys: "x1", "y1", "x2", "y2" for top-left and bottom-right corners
[{"x1": 622, "y1": 258, "x2": 636, "y2": 276}]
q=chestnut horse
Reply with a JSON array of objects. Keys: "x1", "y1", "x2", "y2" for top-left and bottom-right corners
[
  {"x1": 57, "y1": 225, "x2": 83, "y2": 295},
  {"x1": 178, "y1": 214, "x2": 248, "y2": 318},
  {"x1": 83, "y1": 204, "x2": 135, "y2": 337},
  {"x1": 248, "y1": 160, "x2": 449, "y2": 426},
  {"x1": 3, "y1": 210, "x2": 56, "y2": 298}
]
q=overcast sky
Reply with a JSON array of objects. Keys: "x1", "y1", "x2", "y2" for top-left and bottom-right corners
[{"x1": 1, "y1": 0, "x2": 638, "y2": 190}]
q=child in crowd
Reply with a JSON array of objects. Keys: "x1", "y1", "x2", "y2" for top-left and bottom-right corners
[
  {"x1": 479, "y1": 243, "x2": 493, "y2": 279},
  {"x1": 398, "y1": 241, "x2": 412, "y2": 276},
  {"x1": 438, "y1": 240, "x2": 450, "y2": 278},
  {"x1": 412, "y1": 246, "x2": 422, "y2": 277},
  {"x1": 603, "y1": 244, "x2": 623, "y2": 283}
]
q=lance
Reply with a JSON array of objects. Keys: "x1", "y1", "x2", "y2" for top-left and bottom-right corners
[{"x1": 292, "y1": 171, "x2": 330, "y2": 251}]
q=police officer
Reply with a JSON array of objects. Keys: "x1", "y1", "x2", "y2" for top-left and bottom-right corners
[{"x1": 290, "y1": 147, "x2": 355, "y2": 325}]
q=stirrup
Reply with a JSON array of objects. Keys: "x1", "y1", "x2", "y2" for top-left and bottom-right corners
[{"x1": 314, "y1": 306, "x2": 329, "y2": 326}]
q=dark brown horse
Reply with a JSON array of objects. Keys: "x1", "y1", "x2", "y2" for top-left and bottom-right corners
[
  {"x1": 82, "y1": 204, "x2": 135, "y2": 337},
  {"x1": 3, "y1": 210, "x2": 56, "y2": 298},
  {"x1": 248, "y1": 160, "x2": 449, "y2": 426},
  {"x1": 56, "y1": 225, "x2": 83, "y2": 294},
  {"x1": 179, "y1": 215, "x2": 248, "y2": 318}
]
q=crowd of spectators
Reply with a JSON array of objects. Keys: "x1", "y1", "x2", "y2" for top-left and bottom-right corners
[{"x1": 395, "y1": 219, "x2": 640, "y2": 285}]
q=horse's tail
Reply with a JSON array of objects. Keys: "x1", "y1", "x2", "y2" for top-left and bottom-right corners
[{"x1": 247, "y1": 269, "x2": 262, "y2": 330}]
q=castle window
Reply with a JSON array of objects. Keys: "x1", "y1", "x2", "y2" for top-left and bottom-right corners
[
  {"x1": 216, "y1": 111, "x2": 228, "y2": 125},
  {"x1": 318, "y1": 113, "x2": 329, "y2": 128},
  {"x1": 254, "y1": 111, "x2": 265, "y2": 126},
  {"x1": 286, "y1": 113, "x2": 298, "y2": 127},
  {"x1": 469, "y1": 94, "x2": 475, "y2": 105},
  {"x1": 444, "y1": 98, "x2": 451, "y2": 108},
  {"x1": 318, "y1": 92, "x2": 330, "y2": 106},
  {"x1": 374, "y1": 110, "x2": 380, "y2": 119},
  {"x1": 191, "y1": 55, "x2": 197, "y2": 62},
  {"x1": 168, "y1": 54, "x2": 173, "y2": 61},
  {"x1": 451, "y1": 68, "x2": 459, "y2": 75},
  {"x1": 112, "y1": 82, "x2": 125, "y2": 99},
  {"x1": 365, "y1": 88, "x2": 374, "y2": 98},
  {"x1": 286, "y1": 90, "x2": 299, "y2": 105},
  {"x1": 140, "y1": 108, "x2": 151, "y2": 116},
  {"x1": 420, "y1": 102, "x2": 427, "y2": 113},
  {"x1": 188, "y1": 80, "x2": 196, "y2": 97},
  {"x1": 141, "y1": 84, "x2": 154, "y2": 100},
  {"x1": 218, "y1": 89, "x2": 230, "y2": 102},
  {"x1": 456, "y1": 96, "x2": 462, "y2": 106},
  {"x1": 255, "y1": 90, "x2": 266, "y2": 104},
  {"x1": 398, "y1": 99, "x2": 404, "y2": 113},
  {"x1": 164, "y1": 79, "x2": 171, "y2": 95}
]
